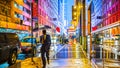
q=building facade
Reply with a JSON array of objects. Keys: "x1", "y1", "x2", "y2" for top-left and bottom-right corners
[
  {"x1": 85, "y1": 0, "x2": 120, "y2": 64},
  {"x1": 0, "y1": 0, "x2": 32, "y2": 40}
]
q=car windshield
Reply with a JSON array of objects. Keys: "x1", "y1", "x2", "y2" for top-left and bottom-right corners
[{"x1": 21, "y1": 38, "x2": 36, "y2": 44}]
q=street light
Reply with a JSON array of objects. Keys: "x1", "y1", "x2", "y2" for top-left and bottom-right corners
[
  {"x1": 74, "y1": 12, "x2": 77, "y2": 16},
  {"x1": 30, "y1": 0, "x2": 34, "y2": 63}
]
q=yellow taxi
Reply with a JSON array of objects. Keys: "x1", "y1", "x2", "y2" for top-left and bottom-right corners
[{"x1": 21, "y1": 36, "x2": 40, "y2": 56}]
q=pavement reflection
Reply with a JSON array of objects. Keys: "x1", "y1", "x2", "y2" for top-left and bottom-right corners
[
  {"x1": 8, "y1": 43, "x2": 92, "y2": 68},
  {"x1": 48, "y1": 43, "x2": 92, "y2": 68}
]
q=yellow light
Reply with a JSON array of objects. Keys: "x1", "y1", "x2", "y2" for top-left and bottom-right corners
[
  {"x1": 73, "y1": 6, "x2": 77, "y2": 9},
  {"x1": 80, "y1": 6, "x2": 83, "y2": 8},
  {"x1": 74, "y1": 17, "x2": 77, "y2": 20},
  {"x1": 79, "y1": 5, "x2": 83, "y2": 9},
  {"x1": 74, "y1": 12, "x2": 77, "y2": 15}
]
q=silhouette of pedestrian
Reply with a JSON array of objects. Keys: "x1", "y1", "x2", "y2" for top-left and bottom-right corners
[{"x1": 40, "y1": 29, "x2": 51, "y2": 68}]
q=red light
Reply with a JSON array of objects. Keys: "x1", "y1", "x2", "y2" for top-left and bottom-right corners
[{"x1": 56, "y1": 27, "x2": 60, "y2": 32}]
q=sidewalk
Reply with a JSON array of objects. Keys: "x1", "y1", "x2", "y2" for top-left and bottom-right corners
[
  {"x1": 9, "y1": 43, "x2": 93, "y2": 68},
  {"x1": 9, "y1": 57, "x2": 42, "y2": 68},
  {"x1": 9, "y1": 44, "x2": 67, "y2": 68},
  {"x1": 91, "y1": 58, "x2": 120, "y2": 68}
]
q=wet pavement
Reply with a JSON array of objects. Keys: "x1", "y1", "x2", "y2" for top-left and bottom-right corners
[
  {"x1": 48, "y1": 43, "x2": 92, "y2": 68},
  {"x1": 3, "y1": 43, "x2": 93, "y2": 68}
]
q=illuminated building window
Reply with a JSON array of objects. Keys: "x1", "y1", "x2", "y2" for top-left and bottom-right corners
[
  {"x1": 14, "y1": 12, "x2": 23, "y2": 20},
  {"x1": 19, "y1": 5, "x2": 23, "y2": 10},
  {"x1": 24, "y1": 0, "x2": 30, "y2": 6},
  {"x1": 23, "y1": 16, "x2": 30, "y2": 21},
  {"x1": 23, "y1": 7, "x2": 30, "y2": 14},
  {"x1": 14, "y1": 2, "x2": 23, "y2": 10},
  {"x1": 14, "y1": 2, "x2": 18, "y2": 8}
]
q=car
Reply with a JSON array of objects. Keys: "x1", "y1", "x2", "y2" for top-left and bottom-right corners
[
  {"x1": 0, "y1": 33, "x2": 21, "y2": 65},
  {"x1": 20, "y1": 36, "x2": 39, "y2": 56}
]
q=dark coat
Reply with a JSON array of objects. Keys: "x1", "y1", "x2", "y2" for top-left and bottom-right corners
[{"x1": 40, "y1": 34, "x2": 51, "y2": 51}]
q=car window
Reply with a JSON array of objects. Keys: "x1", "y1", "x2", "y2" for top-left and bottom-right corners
[
  {"x1": 6, "y1": 34, "x2": 19, "y2": 42},
  {"x1": 0, "y1": 34, "x2": 5, "y2": 43},
  {"x1": 21, "y1": 38, "x2": 36, "y2": 44},
  {"x1": 6, "y1": 34, "x2": 18, "y2": 39}
]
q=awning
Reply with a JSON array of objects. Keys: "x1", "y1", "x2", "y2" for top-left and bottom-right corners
[
  {"x1": 33, "y1": 25, "x2": 51, "y2": 32},
  {"x1": 91, "y1": 22, "x2": 120, "y2": 34}
]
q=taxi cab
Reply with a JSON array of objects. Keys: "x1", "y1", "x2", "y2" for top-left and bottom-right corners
[{"x1": 21, "y1": 36, "x2": 40, "y2": 56}]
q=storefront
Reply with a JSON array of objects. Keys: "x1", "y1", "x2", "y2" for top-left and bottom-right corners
[
  {"x1": 0, "y1": 21, "x2": 30, "y2": 40},
  {"x1": 91, "y1": 22, "x2": 120, "y2": 61}
]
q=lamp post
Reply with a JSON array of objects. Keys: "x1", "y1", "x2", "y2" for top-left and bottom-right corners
[{"x1": 30, "y1": 0, "x2": 34, "y2": 63}]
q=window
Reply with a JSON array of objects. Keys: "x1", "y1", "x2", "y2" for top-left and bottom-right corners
[
  {"x1": 6, "y1": 34, "x2": 18, "y2": 39},
  {"x1": 14, "y1": 2, "x2": 19, "y2": 8},
  {"x1": 24, "y1": 0, "x2": 27, "y2": 3},
  {"x1": 23, "y1": 7, "x2": 30, "y2": 14},
  {"x1": 6, "y1": 34, "x2": 18, "y2": 42},
  {"x1": 14, "y1": 12, "x2": 23, "y2": 20},
  {"x1": 0, "y1": 34, "x2": 5, "y2": 43},
  {"x1": 14, "y1": 2, "x2": 23, "y2": 10},
  {"x1": 19, "y1": 5, "x2": 23, "y2": 10}
]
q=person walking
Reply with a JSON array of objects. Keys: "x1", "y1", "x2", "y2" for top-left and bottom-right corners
[{"x1": 40, "y1": 29, "x2": 51, "y2": 68}]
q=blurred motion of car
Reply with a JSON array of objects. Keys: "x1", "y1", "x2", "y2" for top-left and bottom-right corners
[
  {"x1": 0, "y1": 33, "x2": 21, "y2": 65},
  {"x1": 21, "y1": 36, "x2": 39, "y2": 56}
]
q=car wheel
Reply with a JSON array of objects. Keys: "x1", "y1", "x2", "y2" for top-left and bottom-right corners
[{"x1": 8, "y1": 50, "x2": 17, "y2": 65}]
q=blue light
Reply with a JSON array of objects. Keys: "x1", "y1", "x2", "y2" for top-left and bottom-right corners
[{"x1": 0, "y1": 62, "x2": 9, "y2": 68}]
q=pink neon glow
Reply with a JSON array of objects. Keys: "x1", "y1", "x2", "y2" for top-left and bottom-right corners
[
  {"x1": 23, "y1": 3, "x2": 30, "y2": 10},
  {"x1": 23, "y1": 21, "x2": 35, "y2": 27},
  {"x1": 103, "y1": 0, "x2": 120, "y2": 27},
  {"x1": 23, "y1": 21, "x2": 31, "y2": 26},
  {"x1": 22, "y1": 11, "x2": 31, "y2": 19}
]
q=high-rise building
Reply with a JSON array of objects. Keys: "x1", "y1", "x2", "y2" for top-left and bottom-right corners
[
  {"x1": 58, "y1": 0, "x2": 73, "y2": 35},
  {"x1": 0, "y1": 0, "x2": 31, "y2": 40},
  {"x1": 38, "y1": 0, "x2": 58, "y2": 35}
]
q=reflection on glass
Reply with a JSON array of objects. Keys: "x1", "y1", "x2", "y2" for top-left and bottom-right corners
[{"x1": 21, "y1": 38, "x2": 36, "y2": 44}]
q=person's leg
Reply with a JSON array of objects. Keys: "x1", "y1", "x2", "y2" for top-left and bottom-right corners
[
  {"x1": 46, "y1": 50, "x2": 50, "y2": 64},
  {"x1": 41, "y1": 51, "x2": 46, "y2": 68}
]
